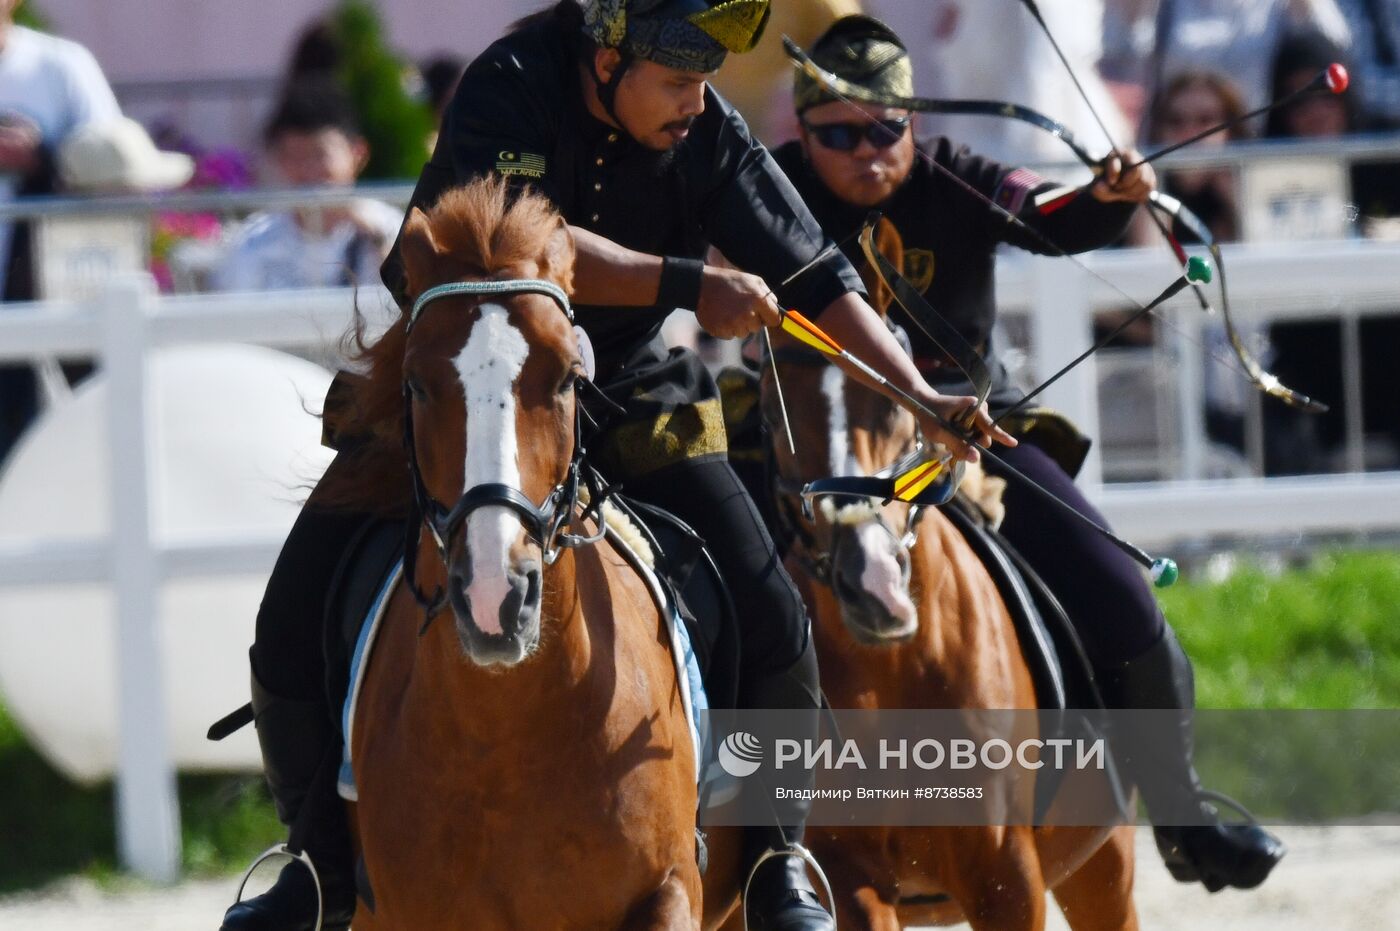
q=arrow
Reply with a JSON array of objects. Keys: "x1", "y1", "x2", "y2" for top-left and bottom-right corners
[{"x1": 777, "y1": 308, "x2": 1179, "y2": 586}]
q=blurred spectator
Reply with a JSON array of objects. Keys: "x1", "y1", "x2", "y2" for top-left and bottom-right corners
[
  {"x1": 1138, "y1": 70, "x2": 1250, "y2": 243},
  {"x1": 278, "y1": 4, "x2": 433, "y2": 181},
  {"x1": 210, "y1": 81, "x2": 401, "y2": 293},
  {"x1": 1262, "y1": 32, "x2": 1400, "y2": 473},
  {"x1": 1147, "y1": 0, "x2": 1351, "y2": 120},
  {"x1": 1331, "y1": 0, "x2": 1400, "y2": 128},
  {"x1": 420, "y1": 53, "x2": 465, "y2": 152},
  {"x1": 866, "y1": 0, "x2": 1132, "y2": 166},
  {"x1": 0, "y1": 0, "x2": 120, "y2": 301},
  {"x1": 709, "y1": 0, "x2": 860, "y2": 145},
  {"x1": 1, "y1": 0, "x2": 120, "y2": 465},
  {"x1": 421, "y1": 54, "x2": 466, "y2": 124},
  {"x1": 287, "y1": 18, "x2": 345, "y2": 81},
  {"x1": 1265, "y1": 31, "x2": 1359, "y2": 135},
  {"x1": 1133, "y1": 71, "x2": 1253, "y2": 461}
]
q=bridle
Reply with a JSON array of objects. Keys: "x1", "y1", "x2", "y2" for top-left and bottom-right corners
[
  {"x1": 401, "y1": 278, "x2": 608, "y2": 616},
  {"x1": 764, "y1": 344, "x2": 925, "y2": 587}
]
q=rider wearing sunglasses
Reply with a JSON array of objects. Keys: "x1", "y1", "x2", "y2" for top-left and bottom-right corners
[{"x1": 770, "y1": 14, "x2": 1284, "y2": 895}]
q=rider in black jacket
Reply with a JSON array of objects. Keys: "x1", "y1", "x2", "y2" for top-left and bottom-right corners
[
  {"x1": 220, "y1": 4, "x2": 1013, "y2": 930},
  {"x1": 771, "y1": 14, "x2": 1285, "y2": 894}
]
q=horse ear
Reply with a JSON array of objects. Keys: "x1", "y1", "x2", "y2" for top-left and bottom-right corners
[
  {"x1": 542, "y1": 217, "x2": 576, "y2": 294},
  {"x1": 398, "y1": 207, "x2": 443, "y2": 292}
]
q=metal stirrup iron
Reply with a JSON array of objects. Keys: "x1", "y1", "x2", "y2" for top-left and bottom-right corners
[
  {"x1": 230, "y1": 844, "x2": 325, "y2": 931},
  {"x1": 742, "y1": 842, "x2": 838, "y2": 931}
]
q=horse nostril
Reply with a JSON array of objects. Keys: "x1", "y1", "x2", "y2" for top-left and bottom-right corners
[
  {"x1": 833, "y1": 566, "x2": 861, "y2": 604},
  {"x1": 498, "y1": 562, "x2": 542, "y2": 635},
  {"x1": 520, "y1": 564, "x2": 542, "y2": 611}
]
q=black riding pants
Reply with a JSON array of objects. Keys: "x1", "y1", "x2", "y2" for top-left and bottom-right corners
[
  {"x1": 623, "y1": 457, "x2": 813, "y2": 680},
  {"x1": 985, "y1": 441, "x2": 1165, "y2": 669},
  {"x1": 251, "y1": 454, "x2": 813, "y2": 702}
]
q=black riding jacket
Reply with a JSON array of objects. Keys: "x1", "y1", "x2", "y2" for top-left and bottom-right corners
[
  {"x1": 773, "y1": 138, "x2": 1135, "y2": 406},
  {"x1": 383, "y1": 6, "x2": 860, "y2": 384}
]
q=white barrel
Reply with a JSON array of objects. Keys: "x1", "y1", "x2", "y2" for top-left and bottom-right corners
[{"x1": 0, "y1": 344, "x2": 335, "y2": 783}]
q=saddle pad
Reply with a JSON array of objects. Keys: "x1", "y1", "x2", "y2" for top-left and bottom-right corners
[
  {"x1": 939, "y1": 500, "x2": 1132, "y2": 822},
  {"x1": 941, "y1": 500, "x2": 1067, "y2": 711},
  {"x1": 336, "y1": 533, "x2": 708, "y2": 801}
]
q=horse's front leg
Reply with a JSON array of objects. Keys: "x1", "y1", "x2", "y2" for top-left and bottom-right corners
[
  {"x1": 621, "y1": 867, "x2": 702, "y2": 931},
  {"x1": 1051, "y1": 824, "x2": 1139, "y2": 931},
  {"x1": 940, "y1": 825, "x2": 1047, "y2": 931}
]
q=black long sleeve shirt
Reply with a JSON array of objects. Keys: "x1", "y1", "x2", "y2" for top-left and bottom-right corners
[
  {"x1": 382, "y1": 7, "x2": 862, "y2": 384},
  {"x1": 773, "y1": 137, "x2": 1135, "y2": 405}
]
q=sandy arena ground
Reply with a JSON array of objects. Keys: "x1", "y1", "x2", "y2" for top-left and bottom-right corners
[{"x1": 2, "y1": 825, "x2": 1396, "y2": 930}]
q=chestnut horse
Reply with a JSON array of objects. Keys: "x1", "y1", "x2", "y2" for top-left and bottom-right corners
[
  {"x1": 325, "y1": 179, "x2": 742, "y2": 929},
  {"x1": 758, "y1": 225, "x2": 1138, "y2": 930}
]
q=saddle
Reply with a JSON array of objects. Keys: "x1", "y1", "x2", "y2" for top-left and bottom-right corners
[
  {"x1": 321, "y1": 498, "x2": 744, "y2": 764},
  {"x1": 940, "y1": 495, "x2": 1132, "y2": 823}
]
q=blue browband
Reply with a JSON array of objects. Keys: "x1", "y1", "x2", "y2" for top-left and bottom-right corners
[{"x1": 408, "y1": 278, "x2": 573, "y2": 330}]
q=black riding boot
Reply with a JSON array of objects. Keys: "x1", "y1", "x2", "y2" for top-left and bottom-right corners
[
  {"x1": 1099, "y1": 626, "x2": 1285, "y2": 892},
  {"x1": 220, "y1": 672, "x2": 357, "y2": 931},
  {"x1": 741, "y1": 639, "x2": 837, "y2": 931}
]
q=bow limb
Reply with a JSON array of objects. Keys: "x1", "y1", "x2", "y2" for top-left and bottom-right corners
[
  {"x1": 857, "y1": 216, "x2": 993, "y2": 409},
  {"x1": 784, "y1": 36, "x2": 1101, "y2": 166},
  {"x1": 1012, "y1": 0, "x2": 1327, "y2": 412},
  {"x1": 785, "y1": 32, "x2": 1324, "y2": 413},
  {"x1": 784, "y1": 36, "x2": 1183, "y2": 380}
]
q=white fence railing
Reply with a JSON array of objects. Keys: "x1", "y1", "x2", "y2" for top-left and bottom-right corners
[{"x1": 2, "y1": 239, "x2": 1399, "y2": 880}]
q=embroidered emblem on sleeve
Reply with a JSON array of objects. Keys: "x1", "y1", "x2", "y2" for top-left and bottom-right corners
[
  {"x1": 992, "y1": 167, "x2": 1045, "y2": 216},
  {"x1": 495, "y1": 150, "x2": 547, "y2": 179}
]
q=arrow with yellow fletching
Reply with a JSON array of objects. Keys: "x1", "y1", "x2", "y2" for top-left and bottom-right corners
[
  {"x1": 779, "y1": 308, "x2": 965, "y2": 507},
  {"x1": 773, "y1": 308, "x2": 1181, "y2": 586}
]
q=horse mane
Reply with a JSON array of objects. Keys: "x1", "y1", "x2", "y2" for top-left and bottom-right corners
[{"x1": 316, "y1": 177, "x2": 572, "y2": 516}]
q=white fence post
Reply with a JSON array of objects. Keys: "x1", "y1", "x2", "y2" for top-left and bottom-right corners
[
  {"x1": 105, "y1": 273, "x2": 182, "y2": 882},
  {"x1": 1171, "y1": 308, "x2": 1207, "y2": 480},
  {"x1": 1028, "y1": 257, "x2": 1103, "y2": 488}
]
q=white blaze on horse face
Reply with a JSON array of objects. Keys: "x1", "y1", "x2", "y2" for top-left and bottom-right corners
[
  {"x1": 821, "y1": 371, "x2": 914, "y2": 630},
  {"x1": 454, "y1": 304, "x2": 530, "y2": 637},
  {"x1": 852, "y1": 520, "x2": 917, "y2": 629},
  {"x1": 821, "y1": 367, "x2": 858, "y2": 477}
]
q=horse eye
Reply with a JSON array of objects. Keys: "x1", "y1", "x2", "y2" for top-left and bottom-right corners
[
  {"x1": 558, "y1": 363, "x2": 582, "y2": 396},
  {"x1": 406, "y1": 377, "x2": 428, "y2": 401}
]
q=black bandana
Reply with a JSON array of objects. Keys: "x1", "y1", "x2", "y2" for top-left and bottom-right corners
[
  {"x1": 794, "y1": 14, "x2": 914, "y2": 114},
  {"x1": 583, "y1": 0, "x2": 769, "y2": 73}
]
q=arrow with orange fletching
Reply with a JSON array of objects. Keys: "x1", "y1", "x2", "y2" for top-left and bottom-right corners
[{"x1": 774, "y1": 307, "x2": 1181, "y2": 586}]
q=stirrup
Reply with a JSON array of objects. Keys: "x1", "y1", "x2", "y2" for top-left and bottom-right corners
[
  {"x1": 742, "y1": 842, "x2": 837, "y2": 931},
  {"x1": 1196, "y1": 788, "x2": 1264, "y2": 825},
  {"x1": 231, "y1": 843, "x2": 324, "y2": 931}
]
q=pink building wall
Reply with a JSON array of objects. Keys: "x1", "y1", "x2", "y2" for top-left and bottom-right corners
[
  {"x1": 39, "y1": 0, "x2": 540, "y2": 82},
  {"x1": 36, "y1": 0, "x2": 545, "y2": 152}
]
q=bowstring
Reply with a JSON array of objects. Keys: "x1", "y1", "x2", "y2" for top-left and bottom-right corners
[{"x1": 787, "y1": 60, "x2": 1280, "y2": 402}]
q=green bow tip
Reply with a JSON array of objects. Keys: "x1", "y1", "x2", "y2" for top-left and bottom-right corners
[
  {"x1": 1150, "y1": 557, "x2": 1179, "y2": 588},
  {"x1": 1185, "y1": 255, "x2": 1213, "y2": 285}
]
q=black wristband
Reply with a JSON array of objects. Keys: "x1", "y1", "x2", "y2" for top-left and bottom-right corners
[{"x1": 657, "y1": 256, "x2": 705, "y2": 312}]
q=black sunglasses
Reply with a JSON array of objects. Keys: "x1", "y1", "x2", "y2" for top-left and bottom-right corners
[{"x1": 803, "y1": 116, "x2": 911, "y2": 152}]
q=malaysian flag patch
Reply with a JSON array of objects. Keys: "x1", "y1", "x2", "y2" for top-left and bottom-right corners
[
  {"x1": 495, "y1": 150, "x2": 547, "y2": 179},
  {"x1": 992, "y1": 167, "x2": 1045, "y2": 216}
]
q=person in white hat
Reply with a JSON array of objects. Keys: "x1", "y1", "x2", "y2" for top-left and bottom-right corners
[
  {"x1": 57, "y1": 115, "x2": 194, "y2": 194},
  {"x1": 1, "y1": 0, "x2": 121, "y2": 462}
]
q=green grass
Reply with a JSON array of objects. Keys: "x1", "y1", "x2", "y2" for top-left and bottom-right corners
[
  {"x1": 0, "y1": 702, "x2": 281, "y2": 895},
  {"x1": 0, "y1": 548, "x2": 1396, "y2": 892},
  {"x1": 1160, "y1": 549, "x2": 1400, "y2": 709}
]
